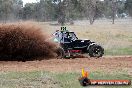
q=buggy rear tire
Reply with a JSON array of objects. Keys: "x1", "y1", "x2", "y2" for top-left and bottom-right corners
[
  {"x1": 56, "y1": 47, "x2": 65, "y2": 59},
  {"x1": 88, "y1": 45, "x2": 104, "y2": 58}
]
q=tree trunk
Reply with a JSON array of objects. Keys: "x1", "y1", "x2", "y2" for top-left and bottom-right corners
[
  {"x1": 89, "y1": 18, "x2": 94, "y2": 25},
  {"x1": 89, "y1": 13, "x2": 95, "y2": 25},
  {"x1": 112, "y1": 10, "x2": 115, "y2": 24}
]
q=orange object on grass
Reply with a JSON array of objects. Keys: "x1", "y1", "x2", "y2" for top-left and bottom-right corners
[{"x1": 82, "y1": 68, "x2": 89, "y2": 78}]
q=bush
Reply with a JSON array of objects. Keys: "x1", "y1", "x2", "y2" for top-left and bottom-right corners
[{"x1": 0, "y1": 22, "x2": 57, "y2": 61}]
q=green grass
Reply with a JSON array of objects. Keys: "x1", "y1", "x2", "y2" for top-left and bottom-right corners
[
  {"x1": 54, "y1": 72, "x2": 81, "y2": 88},
  {"x1": 0, "y1": 71, "x2": 131, "y2": 88},
  {"x1": 105, "y1": 47, "x2": 132, "y2": 56}
]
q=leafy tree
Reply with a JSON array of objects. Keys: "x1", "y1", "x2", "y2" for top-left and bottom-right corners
[
  {"x1": 125, "y1": 0, "x2": 132, "y2": 16},
  {"x1": 23, "y1": 3, "x2": 36, "y2": 20},
  {"x1": 80, "y1": 0, "x2": 105, "y2": 25},
  {"x1": 0, "y1": 0, "x2": 23, "y2": 23},
  {"x1": 0, "y1": 0, "x2": 129, "y2": 23}
]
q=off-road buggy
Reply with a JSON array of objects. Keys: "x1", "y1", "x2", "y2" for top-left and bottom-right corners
[{"x1": 54, "y1": 27, "x2": 104, "y2": 59}]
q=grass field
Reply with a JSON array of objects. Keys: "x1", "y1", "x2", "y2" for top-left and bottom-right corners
[
  {"x1": 0, "y1": 71, "x2": 131, "y2": 88},
  {"x1": 0, "y1": 19, "x2": 131, "y2": 88}
]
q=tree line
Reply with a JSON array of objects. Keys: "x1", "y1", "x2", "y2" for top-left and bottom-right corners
[{"x1": 0, "y1": 0, "x2": 132, "y2": 24}]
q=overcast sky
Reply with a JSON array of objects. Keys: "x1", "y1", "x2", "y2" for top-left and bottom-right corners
[{"x1": 22, "y1": 0, "x2": 39, "y2": 5}]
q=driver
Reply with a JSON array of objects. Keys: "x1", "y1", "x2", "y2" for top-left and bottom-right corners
[{"x1": 53, "y1": 30, "x2": 61, "y2": 42}]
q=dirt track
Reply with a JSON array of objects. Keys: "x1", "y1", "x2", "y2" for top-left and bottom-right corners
[{"x1": 0, "y1": 56, "x2": 131, "y2": 74}]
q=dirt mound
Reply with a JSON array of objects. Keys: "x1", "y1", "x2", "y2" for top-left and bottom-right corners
[{"x1": 0, "y1": 22, "x2": 57, "y2": 61}]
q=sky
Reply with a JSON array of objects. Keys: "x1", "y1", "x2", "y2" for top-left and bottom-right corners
[
  {"x1": 22, "y1": 0, "x2": 39, "y2": 5},
  {"x1": 22, "y1": 0, "x2": 105, "y2": 5},
  {"x1": 22, "y1": 0, "x2": 105, "y2": 6}
]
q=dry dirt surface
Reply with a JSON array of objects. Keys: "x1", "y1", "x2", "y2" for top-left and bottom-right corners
[{"x1": 0, "y1": 56, "x2": 131, "y2": 74}]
